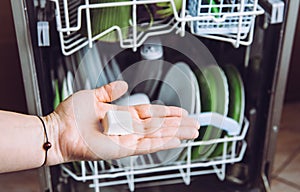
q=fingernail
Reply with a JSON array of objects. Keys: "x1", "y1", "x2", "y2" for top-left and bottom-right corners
[
  {"x1": 189, "y1": 117, "x2": 200, "y2": 129},
  {"x1": 195, "y1": 120, "x2": 200, "y2": 129},
  {"x1": 193, "y1": 129, "x2": 199, "y2": 139}
]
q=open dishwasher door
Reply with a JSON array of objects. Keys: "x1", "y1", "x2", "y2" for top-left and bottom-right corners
[{"x1": 9, "y1": 0, "x2": 299, "y2": 191}]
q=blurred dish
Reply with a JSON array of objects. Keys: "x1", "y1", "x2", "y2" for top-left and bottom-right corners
[
  {"x1": 115, "y1": 93, "x2": 150, "y2": 106},
  {"x1": 53, "y1": 79, "x2": 61, "y2": 109},
  {"x1": 224, "y1": 65, "x2": 245, "y2": 126},
  {"x1": 61, "y1": 77, "x2": 69, "y2": 101},
  {"x1": 105, "y1": 59, "x2": 116, "y2": 83},
  {"x1": 210, "y1": 65, "x2": 245, "y2": 157},
  {"x1": 139, "y1": 42, "x2": 163, "y2": 99},
  {"x1": 156, "y1": 62, "x2": 196, "y2": 164},
  {"x1": 121, "y1": 48, "x2": 163, "y2": 99},
  {"x1": 157, "y1": 62, "x2": 196, "y2": 113},
  {"x1": 67, "y1": 71, "x2": 74, "y2": 95},
  {"x1": 192, "y1": 69, "x2": 201, "y2": 114},
  {"x1": 77, "y1": 44, "x2": 108, "y2": 88},
  {"x1": 177, "y1": 67, "x2": 201, "y2": 161},
  {"x1": 111, "y1": 57, "x2": 124, "y2": 81}
]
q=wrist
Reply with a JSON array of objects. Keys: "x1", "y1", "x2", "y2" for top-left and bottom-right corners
[{"x1": 42, "y1": 113, "x2": 64, "y2": 166}]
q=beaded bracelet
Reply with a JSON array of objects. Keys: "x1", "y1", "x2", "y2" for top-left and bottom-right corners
[{"x1": 36, "y1": 116, "x2": 52, "y2": 166}]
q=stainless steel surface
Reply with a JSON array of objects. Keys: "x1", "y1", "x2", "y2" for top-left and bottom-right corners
[
  {"x1": 10, "y1": 0, "x2": 53, "y2": 191},
  {"x1": 262, "y1": 173, "x2": 272, "y2": 192},
  {"x1": 10, "y1": 0, "x2": 41, "y2": 115},
  {"x1": 262, "y1": 0, "x2": 300, "y2": 180}
]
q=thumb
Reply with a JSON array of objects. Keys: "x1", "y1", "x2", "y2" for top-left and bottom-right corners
[{"x1": 95, "y1": 81, "x2": 128, "y2": 103}]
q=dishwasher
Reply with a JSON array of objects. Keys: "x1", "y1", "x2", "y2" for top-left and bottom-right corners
[{"x1": 10, "y1": 0, "x2": 299, "y2": 191}]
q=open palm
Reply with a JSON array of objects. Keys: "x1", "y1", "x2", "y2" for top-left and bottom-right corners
[{"x1": 49, "y1": 81, "x2": 199, "y2": 164}]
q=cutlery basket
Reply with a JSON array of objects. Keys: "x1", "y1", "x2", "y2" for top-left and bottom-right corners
[{"x1": 187, "y1": 0, "x2": 264, "y2": 47}]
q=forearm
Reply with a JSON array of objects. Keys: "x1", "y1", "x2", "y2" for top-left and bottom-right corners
[
  {"x1": 0, "y1": 80, "x2": 200, "y2": 173},
  {"x1": 0, "y1": 110, "x2": 62, "y2": 173}
]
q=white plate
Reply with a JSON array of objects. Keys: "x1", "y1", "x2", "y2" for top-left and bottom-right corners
[
  {"x1": 192, "y1": 70, "x2": 201, "y2": 114},
  {"x1": 157, "y1": 62, "x2": 196, "y2": 113},
  {"x1": 156, "y1": 62, "x2": 196, "y2": 164},
  {"x1": 61, "y1": 77, "x2": 69, "y2": 101},
  {"x1": 94, "y1": 43, "x2": 108, "y2": 87},
  {"x1": 111, "y1": 57, "x2": 124, "y2": 81},
  {"x1": 67, "y1": 71, "x2": 74, "y2": 95},
  {"x1": 121, "y1": 59, "x2": 163, "y2": 98},
  {"x1": 177, "y1": 67, "x2": 201, "y2": 161}
]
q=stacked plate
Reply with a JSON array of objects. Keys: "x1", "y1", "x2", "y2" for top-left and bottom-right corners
[
  {"x1": 115, "y1": 62, "x2": 200, "y2": 167},
  {"x1": 192, "y1": 65, "x2": 245, "y2": 160},
  {"x1": 154, "y1": 62, "x2": 245, "y2": 162},
  {"x1": 53, "y1": 42, "x2": 245, "y2": 167},
  {"x1": 113, "y1": 62, "x2": 245, "y2": 164},
  {"x1": 208, "y1": 65, "x2": 245, "y2": 158},
  {"x1": 155, "y1": 62, "x2": 201, "y2": 164},
  {"x1": 191, "y1": 65, "x2": 229, "y2": 160}
]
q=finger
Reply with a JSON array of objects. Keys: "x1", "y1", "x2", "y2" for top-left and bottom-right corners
[
  {"x1": 135, "y1": 137, "x2": 181, "y2": 155},
  {"x1": 142, "y1": 116, "x2": 200, "y2": 129},
  {"x1": 95, "y1": 81, "x2": 128, "y2": 103},
  {"x1": 144, "y1": 126, "x2": 199, "y2": 140},
  {"x1": 132, "y1": 116, "x2": 199, "y2": 134},
  {"x1": 132, "y1": 105, "x2": 188, "y2": 119},
  {"x1": 95, "y1": 102, "x2": 118, "y2": 118}
]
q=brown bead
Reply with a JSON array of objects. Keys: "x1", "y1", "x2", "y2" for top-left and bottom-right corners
[{"x1": 43, "y1": 142, "x2": 52, "y2": 150}]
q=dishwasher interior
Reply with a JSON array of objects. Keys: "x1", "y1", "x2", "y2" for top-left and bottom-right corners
[{"x1": 10, "y1": 0, "x2": 299, "y2": 191}]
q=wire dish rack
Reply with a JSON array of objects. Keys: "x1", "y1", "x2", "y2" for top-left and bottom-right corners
[
  {"x1": 50, "y1": 0, "x2": 181, "y2": 55},
  {"x1": 187, "y1": 0, "x2": 264, "y2": 47},
  {"x1": 61, "y1": 118, "x2": 249, "y2": 192},
  {"x1": 49, "y1": 0, "x2": 263, "y2": 55}
]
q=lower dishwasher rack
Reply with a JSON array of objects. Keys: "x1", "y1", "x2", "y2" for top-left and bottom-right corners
[{"x1": 60, "y1": 118, "x2": 249, "y2": 192}]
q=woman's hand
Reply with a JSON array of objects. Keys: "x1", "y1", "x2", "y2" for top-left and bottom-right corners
[{"x1": 45, "y1": 81, "x2": 200, "y2": 166}]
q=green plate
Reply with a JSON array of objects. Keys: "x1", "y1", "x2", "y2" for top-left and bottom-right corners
[
  {"x1": 225, "y1": 65, "x2": 245, "y2": 126},
  {"x1": 209, "y1": 65, "x2": 245, "y2": 158},
  {"x1": 194, "y1": 69, "x2": 211, "y2": 141},
  {"x1": 53, "y1": 79, "x2": 61, "y2": 109},
  {"x1": 191, "y1": 65, "x2": 229, "y2": 160},
  {"x1": 81, "y1": 0, "x2": 131, "y2": 42}
]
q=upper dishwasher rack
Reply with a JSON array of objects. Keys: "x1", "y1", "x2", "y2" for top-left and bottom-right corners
[{"x1": 49, "y1": 0, "x2": 264, "y2": 55}]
